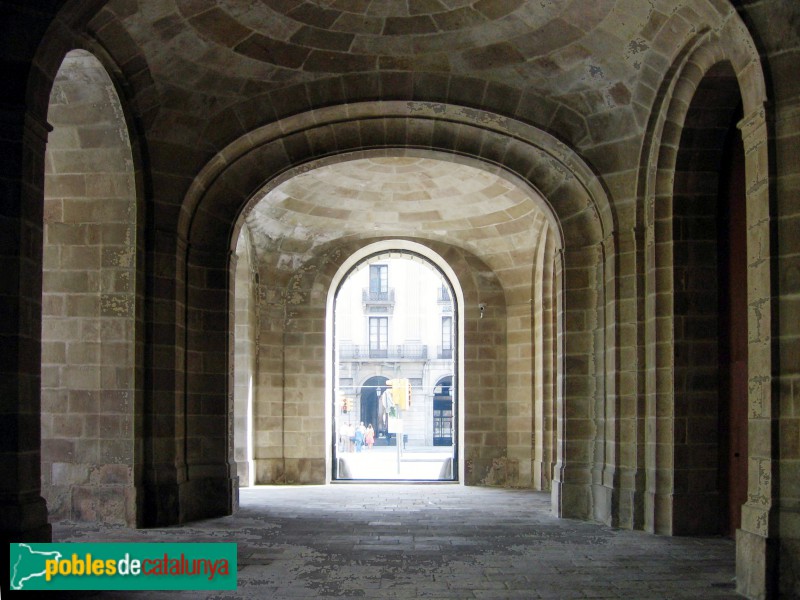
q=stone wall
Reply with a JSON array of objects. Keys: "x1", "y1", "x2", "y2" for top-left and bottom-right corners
[
  {"x1": 41, "y1": 50, "x2": 137, "y2": 526},
  {"x1": 3, "y1": 3, "x2": 797, "y2": 599},
  {"x1": 233, "y1": 226, "x2": 257, "y2": 487}
]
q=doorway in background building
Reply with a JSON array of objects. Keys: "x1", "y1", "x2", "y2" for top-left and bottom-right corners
[
  {"x1": 433, "y1": 376, "x2": 454, "y2": 447},
  {"x1": 333, "y1": 251, "x2": 457, "y2": 481},
  {"x1": 359, "y1": 375, "x2": 389, "y2": 441}
]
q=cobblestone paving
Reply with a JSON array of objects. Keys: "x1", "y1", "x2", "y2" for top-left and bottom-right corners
[{"x1": 54, "y1": 484, "x2": 739, "y2": 599}]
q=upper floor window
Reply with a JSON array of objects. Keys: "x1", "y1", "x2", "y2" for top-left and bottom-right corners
[
  {"x1": 370, "y1": 264, "x2": 388, "y2": 294},
  {"x1": 441, "y1": 316, "x2": 453, "y2": 358},
  {"x1": 363, "y1": 264, "x2": 393, "y2": 310},
  {"x1": 369, "y1": 316, "x2": 388, "y2": 358}
]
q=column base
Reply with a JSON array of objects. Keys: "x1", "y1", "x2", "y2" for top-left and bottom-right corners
[
  {"x1": 552, "y1": 479, "x2": 592, "y2": 519},
  {"x1": 736, "y1": 528, "x2": 777, "y2": 600}
]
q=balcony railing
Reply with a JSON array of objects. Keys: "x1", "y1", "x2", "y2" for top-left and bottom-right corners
[
  {"x1": 363, "y1": 288, "x2": 395, "y2": 303},
  {"x1": 438, "y1": 288, "x2": 453, "y2": 312},
  {"x1": 437, "y1": 346, "x2": 454, "y2": 359},
  {"x1": 339, "y1": 343, "x2": 428, "y2": 360}
]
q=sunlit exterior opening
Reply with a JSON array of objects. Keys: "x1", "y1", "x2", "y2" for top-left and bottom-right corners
[{"x1": 333, "y1": 253, "x2": 457, "y2": 481}]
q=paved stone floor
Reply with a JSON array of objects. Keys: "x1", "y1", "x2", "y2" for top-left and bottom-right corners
[{"x1": 54, "y1": 484, "x2": 740, "y2": 599}]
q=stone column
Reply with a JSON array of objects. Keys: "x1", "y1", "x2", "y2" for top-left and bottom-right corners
[
  {"x1": 505, "y1": 296, "x2": 533, "y2": 487},
  {"x1": 253, "y1": 260, "x2": 291, "y2": 484},
  {"x1": 552, "y1": 243, "x2": 604, "y2": 520},
  {"x1": 533, "y1": 227, "x2": 557, "y2": 491},
  {"x1": 0, "y1": 109, "x2": 52, "y2": 546},
  {"x1": 735, "y1": 105, "x2": 778, "y2": 599},
  {"x1": 183, "y1": 244, "x2": 238, "y2": 520},
  {"x1": 142, "y1": 230, "x2": 189, "y2": 526},
  {"x1": 233, "y1": 229, "x2": 257, "y2": 487},
  {"x1": 614, "y1": 226, "x2": 648, "y2": 530}
]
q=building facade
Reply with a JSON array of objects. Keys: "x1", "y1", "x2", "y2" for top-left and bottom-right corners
[{"x1": 334, "y1": 256, "x2": 455, "y2": 450}]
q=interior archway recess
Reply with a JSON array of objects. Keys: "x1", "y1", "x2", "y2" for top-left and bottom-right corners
[
  {"x1": 639, "y1": 22, "x2": 772, "y2": 599},
  {"x1": 175, "y1": 102, "x2": 615, "y2": 525},
  {"x1": 42, "y1": 48, "x2": 142, "y2": 527}
]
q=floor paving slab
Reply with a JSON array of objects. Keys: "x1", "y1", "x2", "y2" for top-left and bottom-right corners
[{"x1": 52, "y1": 484, "x2": 739, "y2": 599}]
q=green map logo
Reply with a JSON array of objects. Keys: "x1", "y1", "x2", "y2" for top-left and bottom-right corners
[
  {"x1": 9, "y1": 542, "x2": 237, "y2": 591},
  {"x1": 10, "y1": 543, "x2": 63, "y2": 590}
]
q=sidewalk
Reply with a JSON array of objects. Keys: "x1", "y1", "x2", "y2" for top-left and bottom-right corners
[{"x1": 336, "y1": 445, "x2": 454, "y2": 480}]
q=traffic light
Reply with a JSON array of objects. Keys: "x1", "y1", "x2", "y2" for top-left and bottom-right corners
[
  {"x1": 342, "y1": 397, "x2": 353, "y2": 413},
  {"x1": 386, "y1": 378, "x2": 410, "y2": 410}
]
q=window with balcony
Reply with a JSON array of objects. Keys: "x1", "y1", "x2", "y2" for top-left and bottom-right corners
[{"x1": 364, "y1": 264, "x2": 394, "y2": 312}]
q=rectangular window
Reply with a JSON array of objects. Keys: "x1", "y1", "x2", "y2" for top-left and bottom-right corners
[
  {"x1": 369, "y1": 316, "x2": 388, "y2": 358},
  {"x1": 441, "y1": 316, "x2": 452, "y2": 358},
  {"x1": 369, "y1": 264, "x2": 388, "y2": 300}
]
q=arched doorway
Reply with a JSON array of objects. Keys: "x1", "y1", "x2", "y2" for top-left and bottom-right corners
[
  {"x1": 358, "y1": 375, "x2": 389, "y2": 441},
  {"x1": 433, "y1": 376, "x2": 454, "y2": 447},
  {"x1": 331, "y1": 249, "x2": 458, "y2": 482},
  {"x1": 183, "y1": 104, "x2": 605, "y2": 520},
  {"x1": 640, "y1": 24, "x2": 774, "y2": 594},
  {"x1": 671, "y1": 62, "x2": 747, "y2": 536}
]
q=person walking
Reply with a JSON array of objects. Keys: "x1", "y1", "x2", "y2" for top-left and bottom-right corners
[
  {"x1": 354, "y1": 422, "x2": 366, "y2": 453},
  {"x1": 365, "y1": 424, "x2": 375, "y2": 450}
]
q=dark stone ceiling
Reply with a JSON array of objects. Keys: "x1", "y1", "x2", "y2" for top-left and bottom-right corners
[
  {"x1": 102, "y1": 0, "x2": 700, "y2": 130},
  {"x1": 83, "y1": 1, "x2": 736, "y2": 263}
]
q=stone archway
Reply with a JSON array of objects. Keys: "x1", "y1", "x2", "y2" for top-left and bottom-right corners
[
  {"x1": 1, "y1": 12, "x2": 148, "y2": 542},
  {"x1": 639, "y1": 18, "x2": 773, "y2": 598},
  {"x1": 178, "y1": 103, "x2": 614, "y2": 524},
  {"x1": 325, "y1": 241, "x2": 464, "y2": 483}
]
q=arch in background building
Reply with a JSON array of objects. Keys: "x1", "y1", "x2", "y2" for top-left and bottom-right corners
[
  {"x1": 358, "y1": 376, "x2": 390, "y2": 443},
  {"x1": 433, "y1": 376, "x2": 454, "y2": 447}
]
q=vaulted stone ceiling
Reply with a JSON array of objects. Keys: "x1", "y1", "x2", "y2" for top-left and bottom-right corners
[
  {"x1": 89, "y1": 0, "x2": 736, "y2": 262},
  {"x1": 125, "y1": 0, "x2": 627, "y2": 95},
  {"x1": 244, "y1": 155, "x2": 548, "y2": 273},
  {"x1": 102, "y1": 0, "x2": 697, "y2": 144}
]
